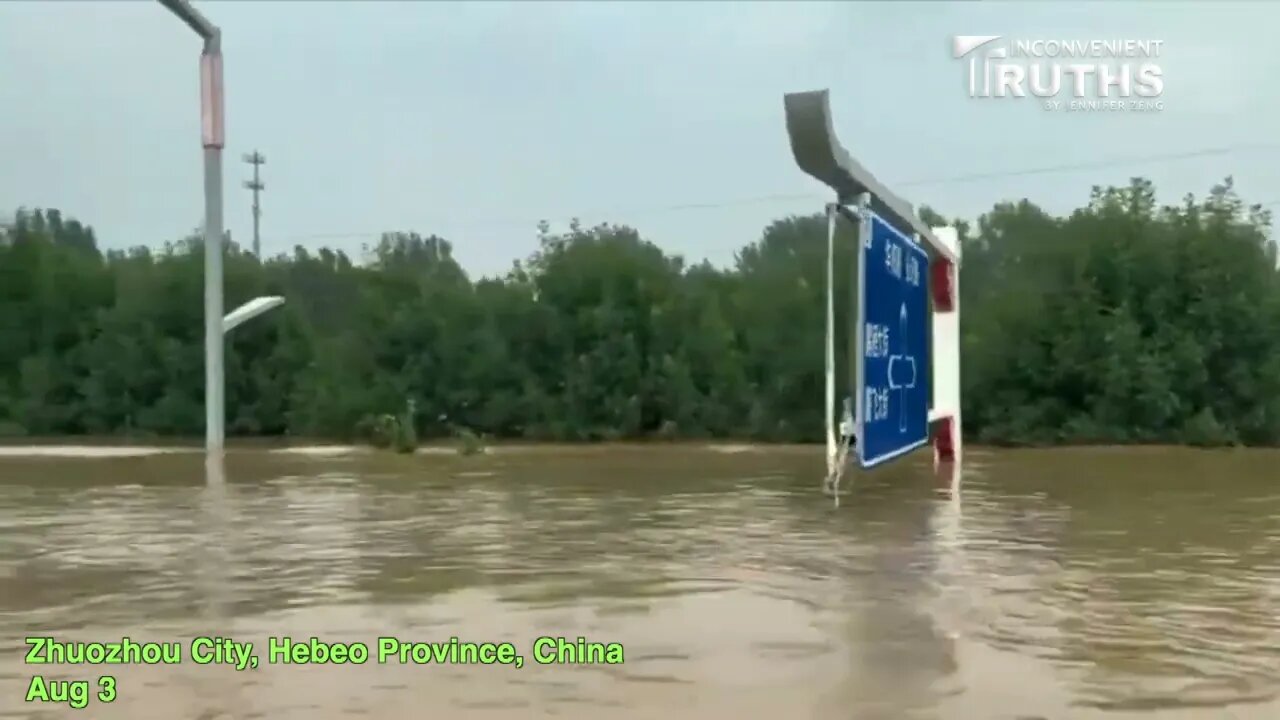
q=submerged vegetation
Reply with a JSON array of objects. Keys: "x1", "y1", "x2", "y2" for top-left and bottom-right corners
[
  {"x1": 355, "y1": 412, "x2": 416, "y2": 454},
  {"x1": 454, "y1": 427, "x2": 486, "y2": 456},
  {"x1": 0, "y1": 177, "x2": 1277, "y2": 447}
]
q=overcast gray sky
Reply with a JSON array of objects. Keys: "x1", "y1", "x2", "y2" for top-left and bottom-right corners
[{"x1": 2, "y1": 1, "x2": 1277, "y2": 277}]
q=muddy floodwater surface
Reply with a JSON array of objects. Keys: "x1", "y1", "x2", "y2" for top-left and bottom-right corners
[{"x1": 1, "y1": 445, "x2": 1278, "y2": 719}]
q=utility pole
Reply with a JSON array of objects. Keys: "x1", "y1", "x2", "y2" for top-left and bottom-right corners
[{"x1": 242, "y1": 150, "x2": 265, "y2": 257}]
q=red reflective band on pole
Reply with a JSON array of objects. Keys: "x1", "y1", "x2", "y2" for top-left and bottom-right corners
[
  {"x1": 931, "y1": 259, "x2": 955, "y2": 312},
  {"x1": 932, "y1": 416, "x2": 956, "y2": 463},
  {"x1": 200, "y1": 52, "x2": 225, "y2": 149}
]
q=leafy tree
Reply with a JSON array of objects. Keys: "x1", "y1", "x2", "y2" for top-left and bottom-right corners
[{"x1": 1, "y1": 176, "x2": 1277, "y2": 447}]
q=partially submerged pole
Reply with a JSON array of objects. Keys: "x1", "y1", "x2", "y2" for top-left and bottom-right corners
[
  {"x1": 824, "y1": 203, "x2": 837, "y2": 479},
  {"x1": 202, "y1": 51, "x2": 225, "y2": 453},
  {"x1": 158, "y1": 0, "x2": 226, "y2": 454},
  {"x1": 161, "y1": 1, "x2": 282, "y2": 455}
]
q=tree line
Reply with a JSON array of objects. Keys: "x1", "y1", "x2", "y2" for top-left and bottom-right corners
[{"x1": 1, "y1": 176, "x2": 1277, "y2": 446}]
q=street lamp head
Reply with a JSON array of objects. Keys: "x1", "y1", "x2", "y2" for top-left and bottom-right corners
[{"x1": 222, "y1": 296, "x2": 285, "y2": 334}]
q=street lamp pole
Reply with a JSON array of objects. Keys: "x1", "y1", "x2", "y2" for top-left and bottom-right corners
[
  {"x1": 158, "y1": 0, "x2": 226, "y2": 454},
  {"x1": 160, "y1": 0, "x2": 286, "y2": 456}
]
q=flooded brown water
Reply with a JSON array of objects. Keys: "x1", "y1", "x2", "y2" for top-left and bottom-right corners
[{"x1": 1, "y1": 445, "x2": 1278, "y2": 719}]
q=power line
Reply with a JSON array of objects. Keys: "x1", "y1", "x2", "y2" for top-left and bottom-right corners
[
  {"x1": 895, "y1": 144, "x2": 1280, "y2": 188},
  {"x1": 269, "y1": 143, "x2": 1280, "y2": 245}
]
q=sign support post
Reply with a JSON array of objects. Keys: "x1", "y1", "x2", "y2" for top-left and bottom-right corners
[{"x1": 823, "y1": 202, "x2": 837, "y2": 482}]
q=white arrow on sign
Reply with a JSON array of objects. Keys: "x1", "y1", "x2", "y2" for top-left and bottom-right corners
[{"x1": 887, "y1": 302, "x2": 917, "y2": 432}]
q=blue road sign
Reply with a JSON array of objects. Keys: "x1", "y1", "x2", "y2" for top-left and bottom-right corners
[{"x1": 857, "y1": 210, "x2": 930, "y2": 468}]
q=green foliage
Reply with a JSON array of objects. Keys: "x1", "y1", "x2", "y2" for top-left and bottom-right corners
[
  {"x1": 357, "y1": 414, "x2": 400, "y2": 450},
  {"x1": 956, "y1": 177, "x2": 1279, "y2": 446},
  {"x1": 1, "y1": 179, "x2": 1277, "y2": 447}
]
